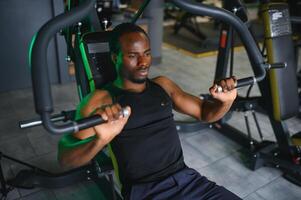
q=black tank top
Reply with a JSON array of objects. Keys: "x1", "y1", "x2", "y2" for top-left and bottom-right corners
[{"x1": 104, "y1": 79, "x2": 185, "y2": 186}]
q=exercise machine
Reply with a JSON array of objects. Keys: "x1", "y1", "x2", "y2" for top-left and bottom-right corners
[
  {"x1": 0, "y1": 0, "x2": 280, "y2": 199},
  {"x1": 1, "y1": 0, "x2": 152, "y2": 199},
  {"x1": 213, "y1": 0, "x2": 301, "y2": 185},
  {"x1": 173, "y1": 0, "x2": 208, "y2": 41},
  {"x1": 0, "y1": 1, "x2": 121, "y2": 200},
  {"x1": 288, "y1": 0, "x2": 301, "y2": 110}
]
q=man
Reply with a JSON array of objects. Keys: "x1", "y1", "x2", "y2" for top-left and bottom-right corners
[{"x1": 59, "y1": 23, "x2": 241, "y2": 199}]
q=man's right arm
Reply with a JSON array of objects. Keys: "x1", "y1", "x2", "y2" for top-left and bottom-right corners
[
  {"x1": 58, "y1": 90, "x2": 131, "y2": 168},
  {"x1": 58, "y1": 135, "x2": 107, "y2": 168}
]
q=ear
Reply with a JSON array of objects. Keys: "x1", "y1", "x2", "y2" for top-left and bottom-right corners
[
  {"x1": 112, "y1": 52, "x2": 123, "y2": 67},
  {"x1": 111, "y1": 53, "x2": 117, "y2": 64}
]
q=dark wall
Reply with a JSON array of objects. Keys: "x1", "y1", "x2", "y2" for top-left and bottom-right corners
[{"x1": 0, "y1": 0, "x2": 69, "y2": 92}]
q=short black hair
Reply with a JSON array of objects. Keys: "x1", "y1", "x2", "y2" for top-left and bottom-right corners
[{"x1": 109, "y1": 23, "x2": 149, "y2": 54}]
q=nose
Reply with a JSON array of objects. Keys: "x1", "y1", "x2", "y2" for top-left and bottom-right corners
[{"x1": 137, "y1": 55, "x2": 149, "y2": 67}]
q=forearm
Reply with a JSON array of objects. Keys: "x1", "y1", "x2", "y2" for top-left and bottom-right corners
[
  {"x1": 201, "y1": 99, "x2": 233, "y2": 123},
  {"x1": 59, "y1": 137, "x2": 106, "y2": 168}
]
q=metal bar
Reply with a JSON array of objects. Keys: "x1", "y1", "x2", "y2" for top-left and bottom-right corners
[
  {"x1": 244, "y1": 112, "x2": 254, "y2": 150},
  {"x1": 0, "y1": 154, "x2": 9, "y2": 198},
  {"x1": 252, "y1": 110, "x2": 264, "y2": 141},
  {"x1": 131, "y1": 0, "x2": 151, "y2": 23}
]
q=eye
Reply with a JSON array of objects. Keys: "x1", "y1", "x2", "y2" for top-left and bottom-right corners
[
  {"x1": 145, "y1": 51, "x2": 151, "y2": 57},
  {"x1": 128, "y1": 54, "x2": 136, "y2": 58}
]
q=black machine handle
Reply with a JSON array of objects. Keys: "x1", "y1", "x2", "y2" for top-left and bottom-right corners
[
  {"x1": 19, "y1": 110, "x2": 76, "y2": 129},
  {"x1": 40, "y1": 108, "x2": 128, "y2": 134},
  {"x1": 31, "y1": 0, "x2": 99, "y2": 134},
  {"x1": 131, "y1": 0, "x2": 151, "y2": 23},
  {"x1": 31, "y1": 0, "x2": 284, "y2": 134},
  {"x1": 20, "y1": 113, "x2": 65, "y2": 129},
  {"x1": 31, "y1": 0, "x2": 130, "y2": 134},
  {"x1": 171, "y1": 0, "x2": 286, "y2": 89},
  {"x1": 235, "y1": 62, "x2": 287, "y2": 88},
  {"x1": 31, "y1": 0, "x2": 95, "y2": 115}
]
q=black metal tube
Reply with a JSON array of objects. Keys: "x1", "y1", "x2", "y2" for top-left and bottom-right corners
[
  {"x1": 19, "y1": 115, "x2": 65, "y2": 129},
  {"x1": 171, "y1": 0, "x2": 266, "y2": 86},
  {"x1": 269, "y1": 62, "x2": 287, "y2": 69},
  {"x1": 236, "y1": 77, "x2": 256, "y2": 88},
  {"x1": 31, "y1": 0, "x2": 95, "y2": 115},
  {"x1": 252, "y1": 110, "x2": 264, "y2": 141},
  {"x1": 131, "y1": 0, "x2": 152, "y2": 23},
  {"x1": 31, "y1": 0, "x2": 96, "y2": 134},
  {"x1": 0, "y1": 154, "x2": 9, "y2": 197},
  {"x1": 291, "y1": 16, "x2": 301, "y2": 24},
  {"x1": 42, "y1": 107, "x2": 128, "y2": 134},
  {"x1": 19, "y1": 110, "x2": 75, "y2": 129},
  {"x1": 42, "y1": 113, "x2": 76, "y2": 134},
  {"x1": 244, "y1": 113, "x2": 253, "y2": 149},
  {"x1": 42, "y1": 112, "x2": 107, "y2": 135}
]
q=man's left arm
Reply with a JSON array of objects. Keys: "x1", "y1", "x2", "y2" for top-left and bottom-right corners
[{"x1": 153, "y1": 76, "x2": 237, "y2": 123}]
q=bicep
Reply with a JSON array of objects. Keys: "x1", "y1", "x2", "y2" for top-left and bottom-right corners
[{"x1": 172, "y1": 89, "x2": 204, "y2": 120}]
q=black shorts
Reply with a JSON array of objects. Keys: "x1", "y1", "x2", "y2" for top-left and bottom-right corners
[{"x1": 124, "y1": 167, "x2": 242, "y2": 200}]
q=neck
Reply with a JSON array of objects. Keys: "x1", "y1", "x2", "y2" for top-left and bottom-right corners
[{"x1": 113, "y1": 77, "x2": 147, "y2": 93}]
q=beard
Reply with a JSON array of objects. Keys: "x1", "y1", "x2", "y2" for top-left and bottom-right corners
[
  {"x1": 122, "y1": 68, "x2": 148, "y2": 84},
  {"x1": 128, "y1": 75, "x2": 147, "y2": 84}
]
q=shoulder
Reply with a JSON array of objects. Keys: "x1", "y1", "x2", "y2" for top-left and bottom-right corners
[
  {"x1": 81, "y1": 89, "x2": 112, "y2": 106},
  {"x1": 151, "y1": 76, "x2": 182, "y2": 97},
  {"x1": 90, "y1": 89, "x2": 111, "y2": 102},
  {"x1": 152, "y1": 76, "x2": 172, "y2": 84},
  {"x1": 80, "y1": 89, "x2": 113, "y2": 117},
  {"x1": 152, "y1": 76, "x2": 176, "y2": 88}
]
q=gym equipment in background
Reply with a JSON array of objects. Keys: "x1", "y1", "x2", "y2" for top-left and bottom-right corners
[{"x1": 213, "y1": 0, "x2": 301, "y2": 185}]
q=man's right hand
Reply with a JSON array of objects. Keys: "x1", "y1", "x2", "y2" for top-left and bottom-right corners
[{"x1": 93, "y1": 104, "x2": 131, "y2": 144}]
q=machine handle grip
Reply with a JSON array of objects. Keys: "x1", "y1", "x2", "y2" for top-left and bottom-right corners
[
  {"x1": 215, "y1": 61, "x2": 287, "y2": 92},
  {"x1": 42, "y1": 107, "x2": 130, "y2": 134},
  {"x1": 172, "y1": 0, "x2": 270, "y2": 93},
  {"x1": 216, "y1": 77, "x2": 255, "y2": 92},
  {"x1": 266, "y1": 62, "x2": 287, "y2": 69},
  {"x1": 235, "y1": 77, "x2": 256, "y2": 88},
  {"x1": 76, "y1": 108, "x2": 130, "y2": 130}
]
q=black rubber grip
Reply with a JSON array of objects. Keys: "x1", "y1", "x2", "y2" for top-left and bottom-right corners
[
  {"x1": 269, "y1": 62, "x2": 287, "y2": 69},
  {"x1": 236, "y1": 77, "x2": 255, "y2": 88}
]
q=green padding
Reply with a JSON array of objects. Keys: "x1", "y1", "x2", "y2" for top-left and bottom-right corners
[
  {"x1": 28, "y1": 34, "x2": 37, "y2": 68},
  {"x1": 79, "y1": 40, "x2": 95, "y2": 92},
  {"x1": 59, "y1": 133, "x2": 94, "y2": 149}
]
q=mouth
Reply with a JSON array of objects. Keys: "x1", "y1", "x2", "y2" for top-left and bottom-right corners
[{"x1": 137, "y1": 68, "x2": 149, "y2": 76}]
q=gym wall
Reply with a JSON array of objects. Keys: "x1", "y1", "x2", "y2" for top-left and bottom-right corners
[{"x1": 0, "y1": 0, "x2": 70, "y2": 92}]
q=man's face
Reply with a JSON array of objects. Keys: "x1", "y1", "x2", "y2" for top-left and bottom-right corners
[{"x1": 116, "y1": 32, "x2": 152, "y2": 84}]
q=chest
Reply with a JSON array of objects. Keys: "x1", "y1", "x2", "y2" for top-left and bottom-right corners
[{"x1": 116, "y1": 85, "x2": 173, "y2": 129}]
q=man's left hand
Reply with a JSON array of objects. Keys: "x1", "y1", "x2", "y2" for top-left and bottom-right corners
[{"x1": 209, "y1": 76, "x2": 237, "y2": 104}]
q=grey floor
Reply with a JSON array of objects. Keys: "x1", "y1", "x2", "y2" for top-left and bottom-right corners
[{"x1": 1, "y1": 44, "x2": 301, "y2": 200}]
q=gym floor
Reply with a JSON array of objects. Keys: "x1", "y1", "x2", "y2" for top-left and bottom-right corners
[{"x1": 1, "y1": 44, "x2": 301, "y2": 200}]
